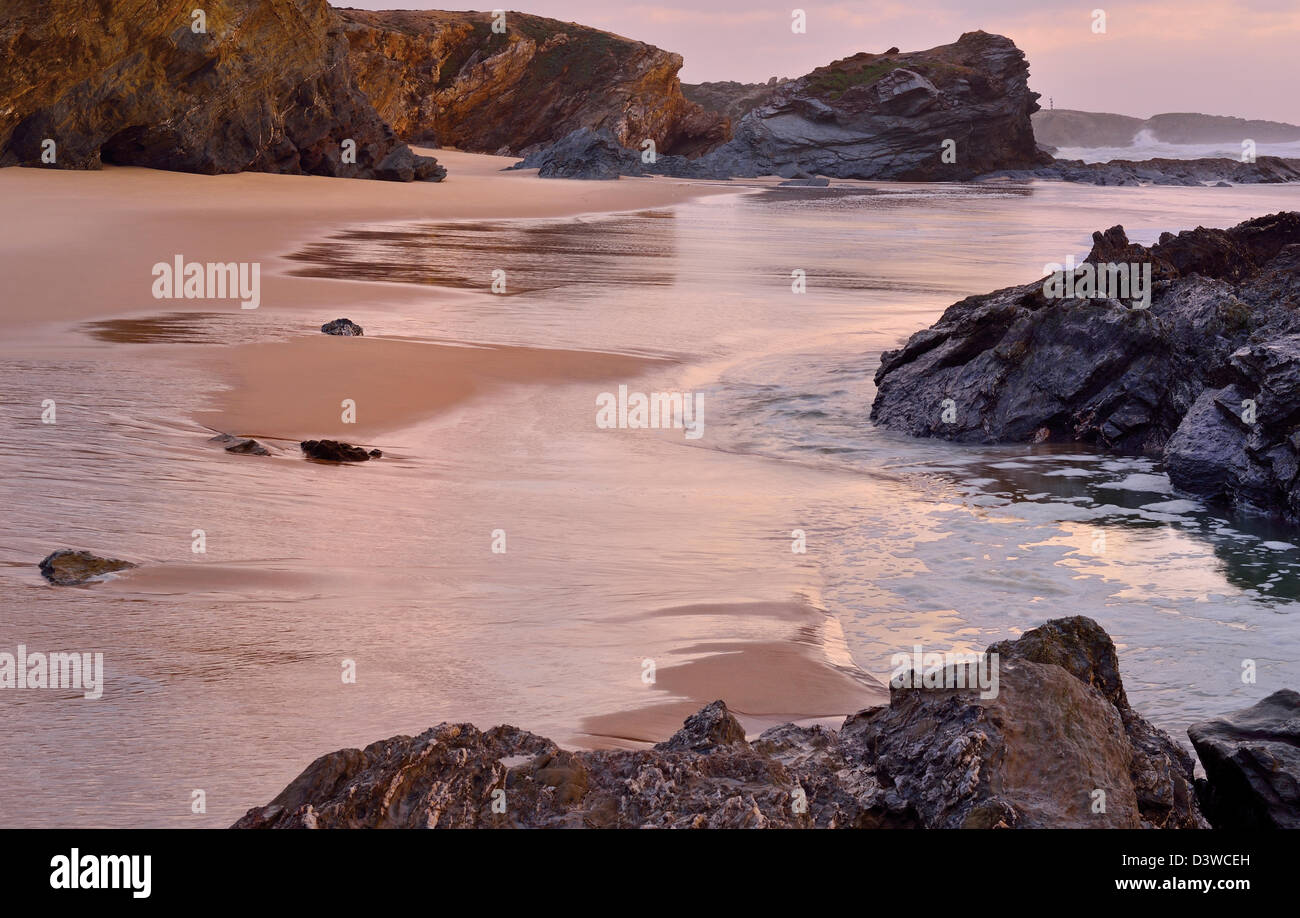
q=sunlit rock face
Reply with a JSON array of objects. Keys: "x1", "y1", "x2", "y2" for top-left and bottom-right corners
[
  {"x1": 0, "y1": 0, "x2": 443, "y2": 181},
  {"x1": 338, "y1": 9, "x2": 729, "y2": 157}
]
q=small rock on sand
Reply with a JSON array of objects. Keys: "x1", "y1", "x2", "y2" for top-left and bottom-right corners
[
  {"x1": 39, "y1": 549, "x2": 136, "y2": 585},
  {"x1": 321, "y1": 318, "x2": 364, "y2": 336}
]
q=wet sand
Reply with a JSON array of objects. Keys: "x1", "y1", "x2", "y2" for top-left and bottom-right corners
[{"x1": 0, "y1": 149, "x2": 884, "y2": 789}]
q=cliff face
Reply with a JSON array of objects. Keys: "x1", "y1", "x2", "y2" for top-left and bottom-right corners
[
  {"x1": 337, "y1": 8, "x2": 728, "y2": 156},
  {"x1": 0, "y1": 0, "x2": 443, "y2": 181},
  {"x1": 517, "y1": 32, "x2": 1051, "y2": 181}
]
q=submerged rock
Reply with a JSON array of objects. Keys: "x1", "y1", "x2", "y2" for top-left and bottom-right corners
[
  {"x1": 300, "y1": 440, "x2": 376, "y2": 462},
  {"x1": 234, "y1": 615, "x2": 1207, "y2": 829},
  {"x1": 1189, "y1": 689, "x2": 1300, "y2": 829},
  {"x1": 39, "y1": 550, "x2": 135, "y2": 585},
  {"x1": 320, "y1": 318, "x2": 364, "y2": 336},
  {"x1": 210, "y1": 432, "x2": 271, "y2": 455},
  {"x1": 225, "y1": 439, "x2": 271, "y2": 456},
  {"x1": 871, "y1": 211, "x2": 1300, "y2": 521}
]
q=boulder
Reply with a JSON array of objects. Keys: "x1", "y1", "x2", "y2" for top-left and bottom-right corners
[
  {"x1": 39, "y1": 550, "x2": 136, "y2": 585},
  {"x1": 1189, "y1": 689, "x2": 1300, "y2": 829},
  {"x1": 989, "y1": 617, "x2": 1203, "y2": 828},
  {"x1": 320, "y1": 318, "x2": 364, "y2": 336},
  {"x1": 300, "y1": 440, "x2": 376, "y2": 463}
]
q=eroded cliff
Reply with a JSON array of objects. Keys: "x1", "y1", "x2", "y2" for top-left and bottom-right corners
[
  {"x1": 338, "y1": 8, "x2": 728, "y2": 156},
  {"x1": 0, "y1": 0, "x2": 443, "y2": 181}
]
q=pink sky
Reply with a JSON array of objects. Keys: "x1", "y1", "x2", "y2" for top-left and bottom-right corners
[{"x1": 340, "y1": 1, "x2": 1300, "y2": 123}]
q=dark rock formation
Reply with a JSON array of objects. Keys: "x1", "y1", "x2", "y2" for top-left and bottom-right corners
[
  {"x1": 321, "y1": 318, "x2": 364, "y2": 336},
  {"x1": 1034, "y1": 109, "x2": 1300, "y2": 149},
  {"x1": 234, "y1": 616, "x2": 1204, "y2": 829},
  {"x1": 514, "y1": 32, "x2": 1049, "y2": 181},
  {"x1": 338, "y1": 9, "x2": 727, "y2": 157},
  {"x1": 871, "y1": 212, "x2": 1300, "y2": 521},
  {"x1": 514, "y1": 128, "x2": 643, "y2": 180},
  {"x1": 1189, "y1": 689, "x2": 1300, "y2": 829},
  {"x1": 39, "y1": 550, "x2": 136, "y2": 585},
  {"x1": 983, "y1": 155, "x2": 1300, "y2": 186},
  {"x1": 300, "y1": 440, "x2": 377, "y2": 463},
  {"x1": 0, "y1": 0, "x2": 443, "y2": 181}
]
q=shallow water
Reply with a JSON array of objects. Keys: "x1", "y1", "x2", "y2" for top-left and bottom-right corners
[{"x1": 2, "y1": 178, "x2": 1298, "y2": 826}]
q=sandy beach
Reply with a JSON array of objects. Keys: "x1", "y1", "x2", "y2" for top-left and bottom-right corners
[{"x1": 0, "y1": 148, "x2": 885, "y2": 803}]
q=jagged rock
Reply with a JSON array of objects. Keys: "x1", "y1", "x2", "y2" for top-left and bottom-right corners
[
  {"x1": 234, "y1": 616, "x2": 1205, "y2": 829},
  {"x1": 652, "y1": 700, "x2": 747, "y2": 753},
  {"x1": 0, "y1": 0, "x2": 443, "y2": 182},
  {"x1": 39, "y1": 550, "x2": 136, "y2": 585},
  {"x1": 300, "y1": 440, "x2": 376, "y2": 462},
  {"x1": 1189, "y1": 690, "x2": 1300, "y2": 829},
  {"x1": 518, "y1": 32, "x2": 1049, "y2": 181},
  {"x1": 989, "y1": 617, "x2": 1204, "y2": 828},
  {"x1": 321, "y1": 318, "x2": 364, "y2": 336},
  {"x1": 871, "y1": 212, "x2": 1300, "y2": 521},
  {"x1": 339, "y1": 9, "x2": 727, "y2": 157}
]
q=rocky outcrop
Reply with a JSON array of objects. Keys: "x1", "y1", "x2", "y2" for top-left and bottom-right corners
[
  {"x1": 982, "y1": 155, "x2": 1300, "y2": 186},
  {"x1": 514, "y1": 32, "x2": 1050, "y2": 181},
  {"x1": 337, "y1": 9, "x2": 727, "y2": 157},
  {"x1": 0, "y1": 0, "x2": 443, "y2": 181},
  {"x1": 39, "y1": 550, "x2": 135, "y2": 585},
  {"x1": 320, "y1": 318, "x2": 364, "y2": 336},
  {"x1": 988, "y1": 617, "x2": 1202, "y2": 828},
  {"x1": 300, "y1": 440, "x2": 381, "y2": 462},
  {"x1": 1034, "y1": 109, "x2": 1300, "y2": 148},
  {"x1": 1189, "y1": 689, "x2": 1300, "y2": 829},
  {"x1": 234, "y1": 616, "x2": 1205, "y2": 829},
  {"x1": 871, "y1": 212, "x2": 1300, "y2": 521}
]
